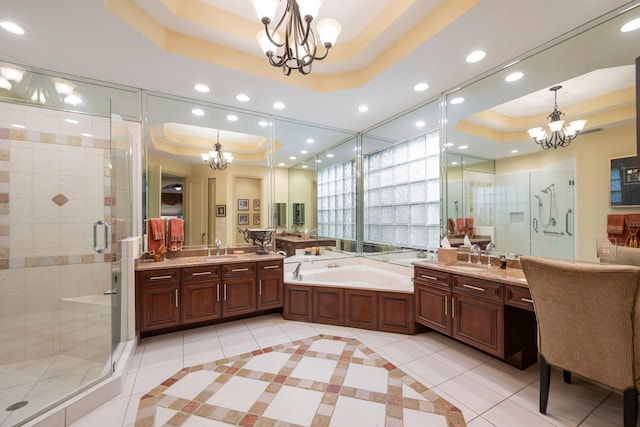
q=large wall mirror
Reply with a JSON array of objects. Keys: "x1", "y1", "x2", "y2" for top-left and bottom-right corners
[
  {"x1": 444, "y1": 4, "x2": 639, "y2": 261},
  {"x1": 144, "y1": 92, "x2": 357, "y2": 251}
]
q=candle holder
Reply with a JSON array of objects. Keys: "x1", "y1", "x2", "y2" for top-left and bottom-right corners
[{"x1": 238, "y1": 228, "x2": 276, "y2": 255}]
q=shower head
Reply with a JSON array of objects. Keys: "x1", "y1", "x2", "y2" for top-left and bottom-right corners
[{"x1": 541, "y1": 184, "x2": 555, "y2": 193}]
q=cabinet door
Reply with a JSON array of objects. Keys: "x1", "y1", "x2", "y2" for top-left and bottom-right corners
[
  {"x1": 378, "y1": 292, "x2": 415, "y2": 334},
  {"x1": 415, "y1": 283, "x2": 451, "y2": 335},
  {"x1": 283, "y1": 284, "x2": 313, "y2": 322},
  {"x1": 222, "y1": 276, "x2": 257, "y2": 318},
  {"x1": 452, "y1": 293, "x2": 504, "y2": 357},
  {"x1": 181, "y1": 281, "x2": 221, "y2": 324},
  {"x1": 258, "y1": 274, "x2": 283, "y2": 310},
  {"x1": 140, "y1": 284, "x2": 180, "y2": 331},
  {"x1": 313, "y1": 287, "x2": 344, "y2": 326},
  {"x1": 345, "y1": 289, "x2": 377, "y2": 330}
]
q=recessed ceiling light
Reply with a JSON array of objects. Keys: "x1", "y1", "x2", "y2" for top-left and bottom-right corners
[
  {"x1": 414, "y1": 82, "x2": 429, "y2": 92},
  {"x1": 300, "y1": 150, "x2": 308, "y2": 154},
  {"x1": 65, "y1": 118, "x2": 79, "y2": 124},
  {"x1": 194, "y1": 84, "x2": 209, "y2": 93},
  {"x1": 358, "y1": 105, "x2": 368, "y2": 112},
  {"x1": 11, "y1": 123, "x2": 25, "y2": 129},
  {"x1": 315, "y1": 159, "x2": 322, "y2": 163},
  {"x1": 621, "y1": 17, "x2": 640, "y2": 32},
  {"x1": 451, "y1": 161, "x2": 459, "y2": 165},
  {"x1": 445, "y1": 142, "x2": 454, "y2": 147},
  {"x1": 466, "y1": 50, "x2": 486, "y2": 63},
  {"x1": 192, "y1": 108, "x2": 204, "y2": 116},
  {"x1": 273, "y1": 101, "x2": 285, "y2": 110},
  {"x1": 289, "y1": 156, "x2": 296, "y2": 160},
  {"x1": 511, "y1": 149, "x2": 519, "y2": 154},
  {"x1": 81, "y1": 132, "x2": 93, "y2": 137},
  {"x1": 227, "y1": 114, "x2": 238, "y2": 121},
  {"x1": 302, "y1": 165, "x2": 308, "y2": 169},
  {"x1": 236, "y1": 94, "x2": 250, "y2": 102},
  {"x1": 505, "y1": 72, "x2": 523, "y2": 82},
  {"x1": 458, "y1": 145, "x2": 469, "y2": 150},
  {"x1": 416, "y1": 120, "x2": 425, "y2": 127},
  {"x1": 326, "y1": 154, "x2": 334, "y2": 158},
  {"x1": 0, "y1": 21, "x2": 25, "y2": 35},
  {"x1": 258, "y1": 120, "x2": 269, "y2": 127},
  {"x1": 450, "y1": 97, "x2": 465, "y2": 105},
  {"x1": 307, "y1": 138, "x2": 314, "y2": 144},
  {"x1": 278, "y1": 163, "x2": 286, "y2": 167}
]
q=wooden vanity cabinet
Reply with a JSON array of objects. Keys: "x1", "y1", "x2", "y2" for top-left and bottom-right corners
[
  {"x1": 257, "y1": 260, "x2": 284, "y2": 310},
  {"x1": 221, "y1": 262, "x2": 257, "y2": 317},
  {"x1": 313, "y1": 287, "x2": 344, "y2": 325},
  {"x1": 138, "y1": 268, "x2": 181, "y2": 331},
  {"x1": 414, "y1": 267, "x2": 451, "y2": 334},
  {"x1": 451, "y1": 275, "x2": 504, "y2": 358},
  {"x1": 414, "y1": 265, "x2": 535, "y2": 368},
  {"x1": 181, "y1": 265, "x2": 221, "y2": 324},
  {"x1": 137, "y1": 258, "x2": 284, "y2": 335}
]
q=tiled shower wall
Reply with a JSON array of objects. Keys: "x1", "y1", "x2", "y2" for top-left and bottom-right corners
[{"x1": 0, "y1": 102, "x2": 112, "y2": 365}]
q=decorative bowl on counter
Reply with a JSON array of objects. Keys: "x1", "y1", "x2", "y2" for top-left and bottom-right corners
[{"x1": 238, "y1": 228, "x2": 276, "y2": 255}]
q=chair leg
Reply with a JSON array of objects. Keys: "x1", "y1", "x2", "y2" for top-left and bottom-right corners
[
  {"x1": 563, "y1": 370, "x2": 571, "y2": 384},
  {"x1": 539, "y1": 355, "x2": 551, "y2": 414},
  {"x1": 623, "y1": 388, "x2": 638, "y2": 427}
]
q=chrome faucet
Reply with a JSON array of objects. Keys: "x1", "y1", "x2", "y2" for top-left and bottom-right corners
[
  {"x1": 485, "y1": 242, "x2": 496, "y2": 267},
  {"x1": 293, "y1": 262, "x2": 302, "y2": 280},
  {"x1": 215, "y1": 239, "x2": 221, "y2": 256},
  {"x1": 469, "y1": 244, "x2": 481, "y2": 264}
]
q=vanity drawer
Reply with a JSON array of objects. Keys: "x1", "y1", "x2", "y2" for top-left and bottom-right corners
[
  {"x1": 182, "y1": 265, "x2": 221, "y2": 283},
  {"x1": 258, "y1": 259, "x2": 283, "y2": 273},
  {"x1": 452, "y1": 275, "x2": 502, "y2": 303},
  {"x1": 414, "y1": 267, "x2": 450, "y2": 290},
  {"x1": 140, "y1": 268, "x2": 180, "y2": 286},
  {"x1": 505, "y1": 285, "x2": 534, "y2": 311},
  {"x1": 222, "y1": 262, "x2": 257, "y2": 278}
]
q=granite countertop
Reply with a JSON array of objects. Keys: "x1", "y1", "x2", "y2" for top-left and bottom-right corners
[
  {"x1": 136, "y1": 253, "x2": 284, "y2": 271},
  {"x1": 412, "y1": 259, "x2": 529, "y2": 288}
]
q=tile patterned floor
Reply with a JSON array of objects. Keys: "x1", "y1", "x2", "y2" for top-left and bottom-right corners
[
  {"x1": 69, "y1": 313, "x2": 634, "y2": 427},
  {"x1": 133, "y1": 335, "x2": 464, "y2": 427}
]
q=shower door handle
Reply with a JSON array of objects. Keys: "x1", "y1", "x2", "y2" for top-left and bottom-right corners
[
  {"x1": 532, "y1": 218, "x2": 538, "y2": 232},
  {"x1": 566, "y1": 209, "x2": 573, "y2": 237},
  {"x1": 93, "y1": 220, "x2": 110, "y2": 254}
]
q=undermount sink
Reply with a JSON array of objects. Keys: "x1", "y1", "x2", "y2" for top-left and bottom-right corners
[{"x1": 454, "y1": 264, "x2": 488, "y2": 271}]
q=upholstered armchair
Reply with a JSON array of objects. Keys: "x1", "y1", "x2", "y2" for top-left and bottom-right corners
[{"x1": 520, "y1": 256, "x2": 640, "y2": 427}]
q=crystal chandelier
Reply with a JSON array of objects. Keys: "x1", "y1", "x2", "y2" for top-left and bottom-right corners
[
  {"x1": 201, "y1": 130, "x2": 233, "y2": 171},
  {"x1": 251, "y1": 0, "x2": 342, "y2": 76},
  {"x1": 527, "y1": 85, "x2": 587, "y2": 150}
]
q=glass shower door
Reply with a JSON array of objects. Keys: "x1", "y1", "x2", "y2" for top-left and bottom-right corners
[{"x1": 530, "y1": 170, "x2": 575, "y2": 260}]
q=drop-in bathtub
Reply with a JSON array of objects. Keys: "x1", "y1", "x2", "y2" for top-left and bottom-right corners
[{"x1": 283, "y1": 261, "x2": 418, "y2": 334}]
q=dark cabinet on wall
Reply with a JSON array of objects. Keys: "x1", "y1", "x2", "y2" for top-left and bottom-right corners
[{"x1": 136, "y1": 258, "x2": 283, "y2": 336}]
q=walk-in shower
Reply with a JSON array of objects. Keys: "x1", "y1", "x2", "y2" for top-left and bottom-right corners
[{"x1": 0, "y1": 67, "x2": 132, "y2": 426}]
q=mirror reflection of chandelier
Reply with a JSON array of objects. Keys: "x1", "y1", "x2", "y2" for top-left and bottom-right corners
[
  {"x1": 0, "y1": 66, "x2": 83, "y2": 106},
  {"x1": 201, "y1": 130, "x2": 233, "y2": 171},
  {"x1": 251, "y1": 0, "x2": 342, "y2": 76},
  {"x1": 527, "y1": 85, "x2": 587, "y2": 150}
]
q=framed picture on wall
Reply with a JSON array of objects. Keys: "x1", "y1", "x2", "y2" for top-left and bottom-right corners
[
  {"x1": 253, "y1": 213, "x2": 260, "y2": 225},
  {"x1": 238, "y1": 199, "x2": 249, "y2": 210},
  {"x1": 216, "y1": 205, "x2": 226, "y2": 217},
  {"x1": 253, "y1": 199, "x2": 261, "y2": 210},
  {"x1": 610, "y1": 155, "x2": 640, "y2": 207},
  {"x1": 238, "y1": 213, "x2": 249, "y2": 225}
]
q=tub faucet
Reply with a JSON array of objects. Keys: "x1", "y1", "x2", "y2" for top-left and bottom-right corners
[
  {"x1": 485, "y1": 242, "x2": 496, "y2": 266},
  {"x1": 215, "y1": 239, "x2": 221, "y2": 256},
  {"x1": 293, "y1": 262, "x2": 302, "y2": 280}
]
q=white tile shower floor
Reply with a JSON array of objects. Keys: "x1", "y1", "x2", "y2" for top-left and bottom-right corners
[
  {"x1": 12, "y1": 313, "x2": 635, "y2": 426},
  {"x1": 0, "y1": 354, "x2": 109, "y2": 426}
]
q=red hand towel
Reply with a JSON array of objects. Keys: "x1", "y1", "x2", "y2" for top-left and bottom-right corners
[
  {"x1": 147, "y1": 218, "x2": 165, "y2": 255},
  {"x1": 168, "y1": 218, "x2": 184, "y2": 252},
  {"x1": 607, "y1": 214, "x2": 625, "y2": 234},
  {"x1": 456, "y1": 218, "x2": 466, "y2": 234}
]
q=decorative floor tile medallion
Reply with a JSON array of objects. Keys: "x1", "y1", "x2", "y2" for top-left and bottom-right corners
[{"x1": 134, "y1": 335, "x2": 466, "y2": 426}]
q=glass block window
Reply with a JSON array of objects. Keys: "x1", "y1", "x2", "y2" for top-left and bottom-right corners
[
  {"x1": 364, "y1": 131, "x2": 440, "y2": 249},
  {"x1": 317, "y1": 161, "x2": 356, "y2": 240}
]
